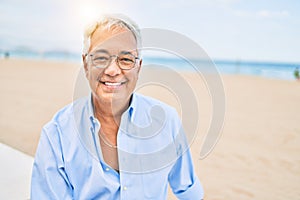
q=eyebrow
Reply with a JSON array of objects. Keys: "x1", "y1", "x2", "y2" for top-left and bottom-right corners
[
  {"x1": 93, "y1": 49, "x2": 109, "y2": 54},
  {"x1": 91, "y1": 49, "x2": 138, "y2": 57},
  {"x1": 120, "y1": 51, "x2": 138, "y2": 57}
]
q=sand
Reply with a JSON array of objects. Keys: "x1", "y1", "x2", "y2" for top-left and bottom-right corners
[{"x1": 1, "y1": 58, "x2": 300, "y2": 199}]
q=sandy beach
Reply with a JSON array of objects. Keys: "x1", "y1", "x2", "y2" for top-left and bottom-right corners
[{"x1": 1, "y1": 58, "x2": 300, "y2": 199}]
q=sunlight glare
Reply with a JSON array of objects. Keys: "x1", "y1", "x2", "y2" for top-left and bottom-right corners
[{"x1": 79, "y1": 4, "x2": 101, "y2": 25}]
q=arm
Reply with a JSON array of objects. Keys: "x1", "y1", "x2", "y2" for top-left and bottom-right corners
[
  {"x1": 168, "y1": 118, "x2": 204, "y2": 200},
  {"x1": 31, "y1": 124, "x2": 73, "y2": 200}
]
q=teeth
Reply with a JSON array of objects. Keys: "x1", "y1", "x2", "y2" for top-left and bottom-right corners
[{"x1": 104, "y1": 82, "x2": 122, "y2": 86}]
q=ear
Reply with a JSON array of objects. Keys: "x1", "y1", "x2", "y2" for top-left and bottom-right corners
[
  {"x1": 137, "y1": 59, "x2": 142, "y2": 73},
  {"x1": 82, "y1": 54, "x2": 88, "y2": 78}
]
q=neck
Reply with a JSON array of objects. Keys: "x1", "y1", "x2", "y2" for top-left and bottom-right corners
[{"x1": 92, "y1": 95, "x2": 130, "y2": 123}]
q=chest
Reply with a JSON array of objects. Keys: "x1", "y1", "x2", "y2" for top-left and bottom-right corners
[{"x1": 100, "y1": 137, "x2": 119, "y2": 171}]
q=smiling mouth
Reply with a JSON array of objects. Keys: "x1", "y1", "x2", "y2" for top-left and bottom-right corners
[
  {"x1": 99, "y1": 81, "x2": 126, "y2": 88},
  {"x1": 104, "y1": 82, "x2": 122, "y2": 86}
]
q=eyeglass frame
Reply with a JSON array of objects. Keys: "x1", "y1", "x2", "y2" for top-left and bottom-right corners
[{"x1": 85, "y1": 50, "x2": 140, "y2": 70}]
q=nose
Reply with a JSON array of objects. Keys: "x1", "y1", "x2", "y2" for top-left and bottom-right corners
[{"x1": 103, "y1": 57, "x2": 121, "y2": 77}]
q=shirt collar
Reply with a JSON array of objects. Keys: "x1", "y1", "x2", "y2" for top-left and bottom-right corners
[
  {"x1": 128, "y1": 93, "x2": 137, "y2": 122},
  {"x1": 87, "y1": 93, "x2": 96, "y2": 125},
  {"x1": 87, "y1": 93, "x2": 138, "y2": 125}
]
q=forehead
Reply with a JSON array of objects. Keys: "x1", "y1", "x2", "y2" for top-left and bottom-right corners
[{"x1": 89, "y1": 26, "x2": 137, "y2": 54}]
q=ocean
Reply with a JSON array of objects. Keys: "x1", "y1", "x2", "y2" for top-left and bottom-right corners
[{"x1": 1, "y1": 50, "x2": 299, "y2": 81}]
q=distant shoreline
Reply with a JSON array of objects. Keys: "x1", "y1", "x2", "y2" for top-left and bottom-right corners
[{"x1": 1, "y1": 54, "x2": 299, "y2": 81}]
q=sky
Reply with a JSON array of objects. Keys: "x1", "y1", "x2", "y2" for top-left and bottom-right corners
[{"x1": 0, "y1": 0, "x2": 299, "y2": 63}]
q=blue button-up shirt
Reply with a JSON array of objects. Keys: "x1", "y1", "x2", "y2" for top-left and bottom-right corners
[{"x1": 31, "y1": 93, "x2": 204, "y2": 199}]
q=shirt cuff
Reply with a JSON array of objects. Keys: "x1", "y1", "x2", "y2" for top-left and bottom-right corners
[{"x1": 175, "y1": 178, "x2": 204, "y2": 200}]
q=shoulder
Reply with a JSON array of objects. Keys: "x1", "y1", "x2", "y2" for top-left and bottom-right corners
[
  {"x1": 129, "y1": 94, "x2": 183, "y2": 148},
  {"x1": 133, "y1": 93, "x2": 178, "y2": 115},
  {"x1": 53, "y1": 97, "x2": 89, "y2": 123},
  {"x1": 42, "y1": 97, "x2": 89, "y2": 137},
  {"x1": 132, "y1": 93, "x2": 180, "y2": 128}
]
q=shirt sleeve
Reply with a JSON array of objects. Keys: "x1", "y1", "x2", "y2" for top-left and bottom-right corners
[
  {"x1": 168, "y1": 119, "x2": 204, "y2": 199},
  {"x1": 31, "y1": 123, "x2": 73, "y2": 200}
]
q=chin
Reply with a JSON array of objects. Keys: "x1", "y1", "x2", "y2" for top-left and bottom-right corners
[{"x1": 96, "y1": 92, "x2": 127, "y2": 103}]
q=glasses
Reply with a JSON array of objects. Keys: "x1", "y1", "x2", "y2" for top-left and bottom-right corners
[{"x1": 87, "y1": 51, "x2": 139, "y2": 70}]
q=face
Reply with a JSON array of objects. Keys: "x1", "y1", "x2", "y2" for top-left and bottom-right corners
[{"x1": 83, "y1": 26, "x2": 142, "y2": 105}]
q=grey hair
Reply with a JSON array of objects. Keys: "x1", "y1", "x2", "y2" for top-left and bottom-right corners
[{"x1": 82, "y1": 14, "x2": 142, "y2": 56}]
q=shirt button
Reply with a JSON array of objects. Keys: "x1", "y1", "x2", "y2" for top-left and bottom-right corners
[
  {"x1": 105, "y1": 167, "x2": 110, "y2": 171},
  {"x1": 123, "y1": 186, "x2": 128, "y2": 191}
]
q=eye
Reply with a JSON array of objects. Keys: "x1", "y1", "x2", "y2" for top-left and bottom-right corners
[
  {"x1": 118, "y1": 54, "x2": 135, "y2": 64},
  {"x1": 94, "y1": 56, "x2": 109, "y2": 62},
  {"x1": 119, "y1": 57, "x2": 134, "y2": 63}
]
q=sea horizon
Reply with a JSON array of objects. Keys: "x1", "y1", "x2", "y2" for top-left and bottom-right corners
[{"x1": 1, "y1": 49, "x2": 299, "y2": 81}]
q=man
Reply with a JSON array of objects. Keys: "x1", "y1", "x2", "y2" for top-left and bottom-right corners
[{"x1": 31, "y1": 14, "x2": 204, "y2": 199}]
